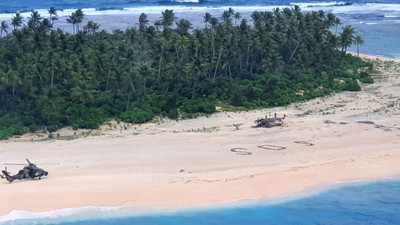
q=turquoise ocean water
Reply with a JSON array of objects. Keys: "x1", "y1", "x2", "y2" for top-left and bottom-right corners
[{"x1": 2, "y1": 179, "x2": 400, "y2": 224}]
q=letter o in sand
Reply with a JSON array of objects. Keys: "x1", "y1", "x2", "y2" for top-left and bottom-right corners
[
  {"x1": 231, "y1": 148, "x2": 252, "y2": 155},
  {"x1": 258, "y1": 145, "x2": 286, "y2": 151}
]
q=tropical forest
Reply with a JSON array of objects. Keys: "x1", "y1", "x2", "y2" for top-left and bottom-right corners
[{"x1": 0, "y1": 6, "x2": 372, "y2": 139}]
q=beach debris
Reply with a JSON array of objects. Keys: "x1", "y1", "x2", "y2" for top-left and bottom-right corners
[
  {"x1": 294, "y1": 141, "x2": 314, "y2": 146},
  {"x1": 254, "y1": 113, "x2": 286, "y2": 128},
  {"x1": 232, "y1": 123, "x2": 243, "y2": 130},
  {"x1": 357, "y1": 121, "x2": 375, "y2": 125},
  {"x1": 324, "y1": 120, "x2": 336, "y2": 124},
  {"x1": 1, "y1": 159, "x2": 48, "y2": 183},
  {"x1": 257, "y1": 145, "x2": 286, "y2": 151},
  {"x1": 230, "y1": 148, "x2": 252, "y2": 155}
]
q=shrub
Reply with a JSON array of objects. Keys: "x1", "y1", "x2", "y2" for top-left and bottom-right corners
[
  {"x1": 361, "y1": 77, "x2": 374, "y2": 83},
  {"x1": 180, "y1": 98, "x2": 216, "y2": 114},
  {"x1": 119, "y1": 107, "x2": 154, "y2": 124},
  {"x1": 70, "y1": 108, "x2": 109, "y2": 129},
  {"x1": 359, "y1": 71, "x2": 370, "y2": 78},
  {"x1": 343, "y1": 79, "x2": 361, "y2": 91}
]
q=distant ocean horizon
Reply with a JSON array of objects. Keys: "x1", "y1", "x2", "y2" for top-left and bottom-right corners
[
  {"x1": 1, "y1": 178, "x2": 400, "y2": 225},
  {"x1": 0, "y1": 0, "x2": 399, "y2": 58}
]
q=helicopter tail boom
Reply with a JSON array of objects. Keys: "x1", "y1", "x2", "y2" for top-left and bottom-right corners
[{"x1": 1, "y1": 168, "x2": 14, "y2": 183}]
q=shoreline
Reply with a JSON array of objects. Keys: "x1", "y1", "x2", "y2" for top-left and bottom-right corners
[
  {"x1": 351, "y1": 52, "x2": 400, "y2": 62},
  {"x1": 1, "y1": 177, "x2": 399, "y2": 223},
  {"x1": 1, "y1": 54, "x2": 400, "y2": 218}
]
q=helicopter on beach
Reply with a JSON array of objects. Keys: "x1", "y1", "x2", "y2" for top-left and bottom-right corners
[{"x1": 1, "y1": 159, "x2": 49, "y2": 183}]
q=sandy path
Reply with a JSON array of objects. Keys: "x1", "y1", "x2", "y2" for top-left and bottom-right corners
[{"x1": 1, "y1": 56, "x2": 400, "y2": 216}]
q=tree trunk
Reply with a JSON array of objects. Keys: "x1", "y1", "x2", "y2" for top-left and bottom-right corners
[
  {"x1": 12, "y1": 80, "x2": 15, "y2": 97},
  {"x1": 191, "y1": 77, "x2": 197, "y2": 99},
  {"x1": 158, "y1": 45, "x2": 163, "y2": 81},
  {"x1": 246, "y1": 43, "x2": 251, "y2": 69},
  {"x1": 289, "y1": 41, "x2": 301, "y2": 63},
  {"x1": 105, "y1": 65, "x2": 111, "y2": 97},
  {"x1": 213, "y1": 47, "x2": 223, "y2": 82},
  {"x1": 239, "y1": 52, "x2": 243, "y2": 72},
  {"x1": 211, "y1": 31, "x2": 215, "y2": 57},
  {"x1": 143, "y1": 78, "x2": 147, "y2": 97},
  {"x1": 51, "y1": 67, "x2": 54, "y2": 89},
  {"x1": 126, "y1": 81, "x2": 133, "y2": 110}
]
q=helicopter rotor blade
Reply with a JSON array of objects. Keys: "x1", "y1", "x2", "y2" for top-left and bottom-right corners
[{"x1": 3, "y1": 162, "x2": 60, "y2": 165}]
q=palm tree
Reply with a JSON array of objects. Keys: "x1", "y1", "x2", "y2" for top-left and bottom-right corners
[
  {"x1": 340, "y1": 25, "x2": 355, "y2": 53},
  {"x1": 138, "y1": 13, "x2": 149, "y2": 32},
  {"x1": 210, "y1": 17, "x2": 219, "y2": 57},
  {"x1": 83, "y1": 20, "x2": 100, "y2": 35},
  {"x1": 326, "y1": 13, "x2": 336, "y2": 29},
  {"x1": 28, "y1": 11, "x2": 43, "y2": 29},
  {"x1": 222, "y1": 8, "x2": 235, "y2": 23},
  {"x1": 40, "y1": 18, "x2": 53, "y2": 32},
  {"x1": 203, "y1": 13, "x2": 212, "y2": 29},
  {"x1": 75, "y1": 9, "x2": 85, "y2": 32},
  {"x1": 186, "y1": 56, "x2": 208, "y2": 99},
  {"x1": 66, "y1": 10, "x2": 84, "y2": 34},
  {"x1": 0, "y1": 21, "x2": 9, "y2": 37},
  {"x1": 66, "y1": 13, "x2": 78, "y2": 34},
  {"x1": 354, "y1": 35, "x2": 365, "y2": 57},
  {"x1": 48, "y1": 7, "x2": 58, "y2": 27},
  {"x1": 11, "y1": 13, "x2": 23, "y2": 31},
  {"x1": 221, "y1": 9, "x2": 233, "y2": 23},
  {"x1": 234, "y1": 12, "x2": 241, "y2": 26},
  {"x1": 176, "y1": 19, "x2": 192, "y2": 36},
  {"x1": 161, "y1": 9, "x2": 175, "y2": 30},
  {"x1": 334, "y1": 17, "x2": 341, "y2": 36}
]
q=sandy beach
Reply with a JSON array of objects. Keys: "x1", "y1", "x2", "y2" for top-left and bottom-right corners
[{"x1": 0, "y1": 56, "x2": 400, "y2": 217}]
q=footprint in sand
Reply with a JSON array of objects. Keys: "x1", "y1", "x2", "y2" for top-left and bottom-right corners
[
  {"x1": 294, "y1": 141, "x2": 314, "y2": 146},
  {"x1": 230, "y1": 148, "x2": 252, "y2": 155},
  {"x1": 257, "y1": 145, "x2": 286, "y2": 151}
]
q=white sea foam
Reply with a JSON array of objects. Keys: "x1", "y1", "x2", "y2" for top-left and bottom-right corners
[
  {"x1": 175, "y1": 0, "x2": 200, "y2": 3},
  {"x1": 0, "y1": 3, "x2": 400, "y2": 27},
  {"x1": 0, "y1": 205, "x2": 188, "y2": 224},
  {"x1": 1, "y1": 3, "x2": 400, "y2": 21},
  {"x1": 331, "y1": 3, "x2": 400, "y2": 14},
  {"x1": 384, "y1": 15, "x2": 400, "y2": 18},
  {"x1": 359, "y1": 21, "x2": 378, "y2": 25},
  {"x1": 0, "y1": 6, "x2": 257, "y2": 20},
  {"x1": 0, "y1": 206, "x2": 124, "y2": 223},
  {"x1": 290, "y1": 1, "x2": 348, "y2": 8}
]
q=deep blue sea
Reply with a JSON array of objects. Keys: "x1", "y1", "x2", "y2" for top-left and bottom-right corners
[
  {"x1": 0, "y1": 0, "x2": 399, "y2": 58},
  {"x1": 0, "y1": 0, "x2": 399, "y2": 12},
  {"x1": 1, "y1": 179, "x2": 400, "y2": 224}
]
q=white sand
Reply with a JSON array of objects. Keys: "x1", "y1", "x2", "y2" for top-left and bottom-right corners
[{"x1": 1, "y1": 56, "x2": 400, "y2": 216}]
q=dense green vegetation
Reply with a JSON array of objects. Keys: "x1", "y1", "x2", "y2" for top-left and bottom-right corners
[{"x1": 0, "y1": 6, "x2": 372, "y2": 139}]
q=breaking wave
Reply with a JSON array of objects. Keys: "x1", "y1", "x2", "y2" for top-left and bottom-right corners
[{"x1": 0, "y1": 206, "x2": 125, "y2": 224}]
